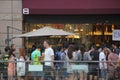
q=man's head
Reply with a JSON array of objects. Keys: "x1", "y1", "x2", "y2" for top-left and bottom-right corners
[
  {"x1": 11, "y1": 44, "x2": 16, "y2": 50},
  {"x1": 4, "y1": 46, "x2": 10, "y2": 52},
  {"x1": 43, "y1": 40, "x2": 51, "y2": 48},
  {"x1": 36, "y1": 45, "x2": 41, "y2": 51},
  {"x1": 101, "y1": 45, "x2": 107, "y2": 53},
  {"x1": 91, "y1": 45, "x2": 96, "y2": 51},
  {"x1": 112, "y1": 43, "x2": 118, "y2": 49},
  {"x1": 63, "y1": 43, "x2": 69, "y2": 50}
]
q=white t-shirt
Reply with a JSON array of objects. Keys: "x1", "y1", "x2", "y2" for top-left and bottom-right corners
[
  {"x1": 99, "y1": 52, "x2": 107, "y2": 69},
  {"x1": 44, "y1": 47, "x2": 54, "y2": 66}
]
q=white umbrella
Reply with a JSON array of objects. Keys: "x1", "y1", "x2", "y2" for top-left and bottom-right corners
[{"x1": 17, "y1": 27, "x2": 74, "y2": 37}]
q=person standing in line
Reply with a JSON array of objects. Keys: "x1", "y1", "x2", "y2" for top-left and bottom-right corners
[
  {"x1": 8, "y1": 49, "x2": 16, "y2": 80},
  {"x1": 66, "y1": 45, "x2": 76, "y2": 80},
  {"x1": 17, "y1": 49, "x2": 26, "y2": 80},
  {"x1": 10, "y1": 44, "x2": 17, "y2": 60},
  {"x1": 74, "y1": 44, "x2": 82, "y2": 62},
  {"x1": 61, "y1": 43, "x2": 69, "y2": 80},
  {"x1": 107, "y1": 48, "x2": 119, "y2": 80},
  {"x1": 56, "y1": 46, "x2": 63, "y2": 69},
  {"x1": 89, "y1": 45, "x2": 99, "y2": 80},
  {"x1": 80, "y1": 44, "x2": 91, "y2": 80},
  {"x1": 114, "y1": 59, "x2": 120, "y2": 79},
  {"x1": 11, "y1": 44, "x2": 16, "y2": 51},
  {"x1": 31, "y1": 46, "x2": 43, "y2": 80},
  {"x1": 112, "y1": 43, "x2": 120, "y2": 55},
  {"x1": 43, "y1": 40, "x2": 54, "y2": 80},
  {"x1": 3, "y1": 46, "x2": 10, "y2": 79},
  {"x1": 54, "y1": 46, "x2": 63, "y2": 80},
  {"x1": 72, "y1": 44, "x2": 82, "y2": 80},
  {"x1": 119, "y1": 53, "x2": 120, "y2": 59},
  {"x1": 99, "y1": 45, "x2": 108, "y2": 80}
]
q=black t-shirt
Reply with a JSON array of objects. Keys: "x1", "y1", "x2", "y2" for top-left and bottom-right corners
[{"x1": 90, "y1": 50, "x2": 99, "y2": 65}]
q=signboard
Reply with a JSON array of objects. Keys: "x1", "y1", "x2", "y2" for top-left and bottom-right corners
[
  {"x1": 112, "y1": 30, "x2": 120, "y2": 41},
  {"x1": 28, "y1": 65, "x2": 43, "y2": 71},
  {"x1": 71, "y1": 64, "x2": 88, "y2": 72}
]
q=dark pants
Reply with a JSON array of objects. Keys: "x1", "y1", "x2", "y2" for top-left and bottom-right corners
[{"x1": 44, "y1": 66, "x2": 55, "y2": 80}]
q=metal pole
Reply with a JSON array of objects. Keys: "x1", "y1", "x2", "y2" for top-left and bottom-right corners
[
  {"x1": 7, "y1": 26, "x2": 10, "y2": 47},
  {"x1": 6, "y1": 26, "x2": 26, "y2": 47}
]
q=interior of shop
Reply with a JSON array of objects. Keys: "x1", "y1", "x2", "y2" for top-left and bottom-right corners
[{"x1": 23, "y1": 15, "x2": 120, "y2": 49}]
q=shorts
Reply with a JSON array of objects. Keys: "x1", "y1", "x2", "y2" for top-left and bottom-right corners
[
  {"x1": 44, "y1": 66, "x2": 55, "y2": 79},
  {"x1": 59, "y1": 68, "x2": 69, "y2": 78},
  {"x1": 89, "y1": 64, "x2": 99, "y2": 76},
  {"x1": 31, "y1": 71, "x2": 44, "y2": 78}
]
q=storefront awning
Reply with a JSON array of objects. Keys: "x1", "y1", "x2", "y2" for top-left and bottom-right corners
[{"x1": 22, "y1": 0, "x2": 120, "y2": 14}]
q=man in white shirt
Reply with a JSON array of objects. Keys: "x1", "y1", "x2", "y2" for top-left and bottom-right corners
[
  {"x1": 43, "y1": 40, "x2": 54, "y2": 80},
  {"x1": 99, "y1": 45, "x2": 107, "y2": 80}
]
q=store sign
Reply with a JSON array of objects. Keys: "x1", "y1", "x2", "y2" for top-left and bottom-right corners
[
  {"x1": 112, "y1": 30, "x2": 120, "y2": 41},
  {"x1": 23, "y1": 8, "x2": 29, "y2": 14}
]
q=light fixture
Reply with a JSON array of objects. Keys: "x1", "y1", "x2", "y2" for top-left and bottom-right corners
[
  {"x1": 112, "y1": 24, "x2": 114, "y2": 31},
  {"x1": 80, "y1": 29, "x2": 83, "y2": 32},
  {"x1": 33, "y1": 29, "x2": 36, "y2": 31},
  {"x1": 86, "y1": 24, "x2": 89, "y2": 25},
  {"x1": 74, "y1": 28, "x2": 79, "y2": 32}
]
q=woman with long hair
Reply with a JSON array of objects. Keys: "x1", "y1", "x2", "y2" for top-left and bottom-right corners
[
  {"x1": 17, "y1": 48, "x2": 26, "y2": 80},
  {"x1": 79, "y1": 44, "x2": 91, "y2": 80},
  {"x1": 67, "y1": 45, "x2": 76, "y2": 80},
  {"x1": 8, "y1": 49, "x2": 16, "y2": 80}
]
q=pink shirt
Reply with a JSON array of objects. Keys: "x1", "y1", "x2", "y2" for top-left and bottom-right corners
[{"x1": 108, "y1": 52, "x2": 119, "y2": 66}]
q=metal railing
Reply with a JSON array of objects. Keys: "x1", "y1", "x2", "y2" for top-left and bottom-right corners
[{"x1": 0, "y1": 60, "x2": 120, "y2": 80}]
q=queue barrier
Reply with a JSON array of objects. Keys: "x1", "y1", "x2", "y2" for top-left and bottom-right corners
[
  {"x1": 0, "y1": 60, "x2": 120, "y2": 80},
  {"x1": 28, "y1": 65, "x2": 43, "y2": 72},
  {"x1": 71, "y1": 64, "x2": 89, "y2": 73}
]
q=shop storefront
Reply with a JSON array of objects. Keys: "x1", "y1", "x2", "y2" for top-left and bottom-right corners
[{"x1": 22, "y1": 0, "x2": 120, "y2": 48}]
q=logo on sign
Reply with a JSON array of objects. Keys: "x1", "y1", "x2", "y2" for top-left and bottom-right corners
[{"x1": 23, "y1": 8, "x2": 29, "y2": 14}]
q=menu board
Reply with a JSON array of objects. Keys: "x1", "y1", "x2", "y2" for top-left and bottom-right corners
[{"x1": 112, "y1": 30, "x2": 120, "y2": 41}]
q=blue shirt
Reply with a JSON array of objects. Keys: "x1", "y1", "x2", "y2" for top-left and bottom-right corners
[{"x1": 57, "y1": 51, "x2": 62, "y2": 68}]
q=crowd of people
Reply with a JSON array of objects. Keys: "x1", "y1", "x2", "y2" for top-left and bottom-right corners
[
  {"x1": 0, "y1": 44, "x2": 26, "y2": 80},
  {"x1": 53, "y1": 42, "x2": 120, "y2": 80},
  {"x1": 0, "y1": 40, "x2": 120, "y2": 80}
]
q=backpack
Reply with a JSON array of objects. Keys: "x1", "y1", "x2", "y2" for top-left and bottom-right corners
[
  {"x1": 54, "y1": 52, "x2": 58, "y2": 61},
  {"x1": 54, "y1": 51, "x2": 62, "y2": 66},
  {"x1": 83, "y1": 52, "x2": 92, "y2": 61},
  {"x1": 3, "y1": 54, "x2": 9, "y2": 68},
  {"x1": 54, "y1": 51, "x2": 61, "y2": 60},
  {"x1": 76, "y1": 52, "x2": 82, "y2": 61}
]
